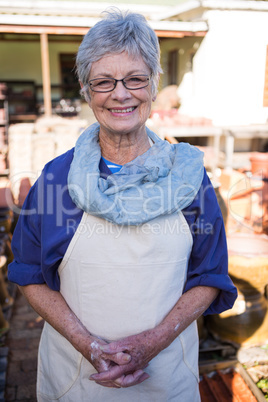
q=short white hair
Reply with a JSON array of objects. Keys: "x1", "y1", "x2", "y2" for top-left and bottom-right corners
[{"x1": 76, "y1": 8, "x2": 162, "y2": 101}]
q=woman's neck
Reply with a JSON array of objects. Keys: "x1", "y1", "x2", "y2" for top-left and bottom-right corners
[{"x1": 99, "y1": 129, "x2": 151, "y2": 165}]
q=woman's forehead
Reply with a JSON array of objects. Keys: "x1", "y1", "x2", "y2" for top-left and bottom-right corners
[{"x1": 89, "y1": 52, "x2": 150, "y2": 78}]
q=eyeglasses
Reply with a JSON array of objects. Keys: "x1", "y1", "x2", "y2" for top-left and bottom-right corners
[{"x1": 88, "y1": 74, "x2": 151, "y2": 93}]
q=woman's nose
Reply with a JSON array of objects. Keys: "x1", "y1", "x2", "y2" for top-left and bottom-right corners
[{"x1": 111, "y1": 81, "x2": 131, "y2": 101}]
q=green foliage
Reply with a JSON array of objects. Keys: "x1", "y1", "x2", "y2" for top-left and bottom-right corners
[{"x1": 257, "y1": 378, "x2": 268, "y2": 398}]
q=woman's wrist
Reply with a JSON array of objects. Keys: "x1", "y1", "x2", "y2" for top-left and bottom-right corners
[
  {"x1": 63, "y1": 315, "x2": 95, "y2": 358},
  {"x1": 152, "y1": 321, "x2": 179, "y2": 352},
  {"x1": 139, "y1": 324, "x2": 175, "y2": 359}
]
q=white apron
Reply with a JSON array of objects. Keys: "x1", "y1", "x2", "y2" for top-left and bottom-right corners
[{"x1": 37, "y1": 211, "x2": 200, "y2": 401}]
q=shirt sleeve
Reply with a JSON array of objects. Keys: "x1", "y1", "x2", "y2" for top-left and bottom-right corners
[
  {"x1": 8, "y1": 148, "x2": 83, "y2": 290},
  {"x1": 182, "y1": 169, "x2": 237, "y2": 315},
  {"x1": 8, "y1": 178, "x2": 45, "y2": 286}
]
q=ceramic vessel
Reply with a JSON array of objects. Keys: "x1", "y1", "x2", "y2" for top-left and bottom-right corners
[{"x1": 207, "y1": 233, "x2": 268, "y2": 346}]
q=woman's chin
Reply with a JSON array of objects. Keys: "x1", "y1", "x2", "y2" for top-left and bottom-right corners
[{"x1": 100, "y1": 121, "x2": 147, "y2": 137}]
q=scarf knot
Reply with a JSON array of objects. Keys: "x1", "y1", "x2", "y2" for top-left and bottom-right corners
[{"x1": 68, "y1": 123, "x2": 204, "y2": 225}]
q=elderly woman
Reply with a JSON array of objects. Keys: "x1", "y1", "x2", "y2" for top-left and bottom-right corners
[{"x1": 8, "y1": 9, "x2": 237, "y2": 402}]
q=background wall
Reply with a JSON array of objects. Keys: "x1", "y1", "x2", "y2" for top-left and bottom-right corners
[
  {"x1": 0, "y1": 41, "x2": 42, "y2": 82},
  {"x1": 0, "y1": 38, "x2": 80, "y2": 101},
  {"x1": 189, "y1": 10, "x2": 268, "y2": 125}
]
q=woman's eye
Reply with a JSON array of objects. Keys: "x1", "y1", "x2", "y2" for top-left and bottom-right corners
[
  {"x1": 129, "y1": 77, "x2": 143, "y2": 83},
  {"x1": 96, "y1": 80, "x2": 112, "y2": 87}
]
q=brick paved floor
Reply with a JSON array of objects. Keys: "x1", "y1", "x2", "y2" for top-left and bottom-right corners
[{"x1": 5, "y1": 290, "x2": 43, "y2": 401}]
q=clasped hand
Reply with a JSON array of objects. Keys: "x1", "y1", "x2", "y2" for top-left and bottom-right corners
[{"x1": 89, "y1": 331, "x2": 161, "y2": 388}]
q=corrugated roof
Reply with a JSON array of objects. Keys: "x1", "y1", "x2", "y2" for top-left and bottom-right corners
[
  {"x1": 0, "y1": 0, "x2": 180, "y2": 19},
  {"x1": 0, "y1": 0, "x2": 208, "y2": 36},
  {"x1": 0, "y1": 0, "x2": 187, "y2": 6},
  {"x1": 0, "y1": 13, "x2": 207, "y2": 31}
]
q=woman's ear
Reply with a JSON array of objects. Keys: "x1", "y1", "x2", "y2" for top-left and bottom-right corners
[
  {"x1": 152, "y1": 73, "x2": 160, "y2": 102},
  {"x1": 79, "y1": 80, "x2": 91, "y2": 106}
]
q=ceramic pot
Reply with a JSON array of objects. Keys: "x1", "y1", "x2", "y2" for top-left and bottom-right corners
[
  {"x1": 227, "y1": 233, "x2": 268, "y2": 295},
  {"x1": 207, "y1": 290, "x2": 268, "y2": 346},
  {"x1": 250, "y1": 153, "x2": 268, "y2": 218},
  {"x1": 206, "y1": 233, "x2": 268, "y2": 346},
  {"x1": 250, "y1": 152, "x2": 268, "y2": 178}
]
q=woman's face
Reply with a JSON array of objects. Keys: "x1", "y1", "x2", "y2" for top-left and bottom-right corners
[{"x1": 87, "y1": 52, "x2": 153, "y2": 139}]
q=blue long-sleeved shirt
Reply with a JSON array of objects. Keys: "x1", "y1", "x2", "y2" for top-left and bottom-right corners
[{"x1": 8, "y1": 148, "x2": 237, "y2": 315}]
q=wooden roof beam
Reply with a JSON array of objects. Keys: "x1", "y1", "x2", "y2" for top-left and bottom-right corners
[
  {"x1": 0, "y1": 24, "x2": 207, "y2": 38},
  {"x1": 0, "y1": 25, "x2": 89, "y2": 35}
]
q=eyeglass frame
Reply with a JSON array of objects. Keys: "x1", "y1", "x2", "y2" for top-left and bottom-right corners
[{"x1": 88, "y1": 74, "x2": 151, "y2": 93}]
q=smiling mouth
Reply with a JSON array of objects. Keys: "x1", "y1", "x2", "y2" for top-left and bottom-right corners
[{"x1": 109, "y1": 107, "x2": 136, "y2": 113}]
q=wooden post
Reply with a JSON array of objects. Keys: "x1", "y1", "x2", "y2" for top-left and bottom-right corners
[{"x1": 40, "y1": 33, "x2": 52, "y2": 117}]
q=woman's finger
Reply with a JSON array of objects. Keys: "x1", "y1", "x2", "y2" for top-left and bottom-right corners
[
  {"x1": 100, "y1": 342, "x2": 127, "y2": 354},
  {"x1": 114, "y1": 370, "x2": 150, "y2": 388},
  {"x1": 101, "y1": 351, "x2": 131, "y2": 365},
  {"x1": 90, "y1": 363, "x2": 129, "y2": 381}
]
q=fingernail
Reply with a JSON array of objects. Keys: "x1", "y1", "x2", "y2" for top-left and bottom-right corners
[{"x1": 123, "y1": 354, "x2": 131, "y2": 362}]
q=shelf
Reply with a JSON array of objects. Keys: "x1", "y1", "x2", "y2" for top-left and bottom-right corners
[
  {"x1": 8, "y1": 94, "x2": 36, "y2": 101},
  {"x1": 0, "y1": 169, "x2": 9, "y2": 177},
  {"x1": 4, "y1": 80, "x2": 37, "y2": 122},
  {"x1": 9, "y1": 114, "x2": 37, "y2": 122}
]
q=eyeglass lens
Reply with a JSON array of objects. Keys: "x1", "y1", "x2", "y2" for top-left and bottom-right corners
[{"x1": 89, "y1": 75, "x2": 150, "y2": 92}]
